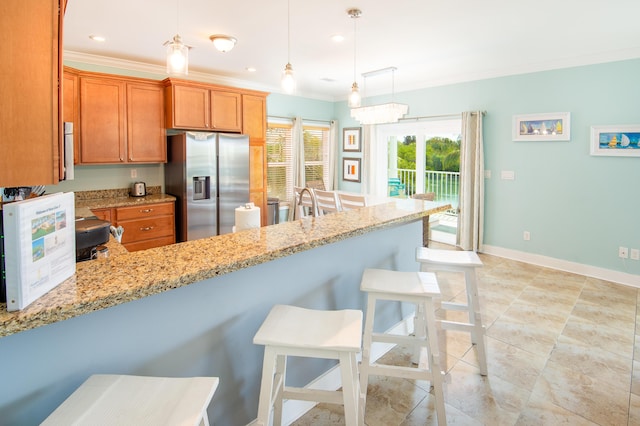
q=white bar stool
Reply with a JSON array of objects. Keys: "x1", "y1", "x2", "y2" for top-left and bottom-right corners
[
  {"x1": 415, "y1": 247, "x2": 488, "y2": 375},
  {"x1": 359, "y1": 269, "x2": 446, "y2": 426},
  {"x1": 253, "y1": 304, "x2": 363, "y2": 426},
  {"x1": 41, "y1": 374, "x2": 219, "y2": 425}
]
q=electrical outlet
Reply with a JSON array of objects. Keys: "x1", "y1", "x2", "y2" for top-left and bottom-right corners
[
  {"x1": 131, "y1": 169, "x2": 137, "y2": 178},
  {"x1": 619, "y1": 246, "x2": 629, "y2": 259},
  {"x1": 631, "y1": 249, "x2": 640, "y2": 261},
  {"x1": 523, "y1": 231, "x2": 530, "y2": 241}
]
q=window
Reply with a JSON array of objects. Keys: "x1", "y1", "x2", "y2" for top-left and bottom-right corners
[{"x1": 266, "y1": 120, "x2": 331, "y2": 204}]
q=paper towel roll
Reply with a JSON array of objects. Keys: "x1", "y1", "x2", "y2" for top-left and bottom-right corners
[{"x1": 235, "y1": 205, "x2": 261, "y2": 231}]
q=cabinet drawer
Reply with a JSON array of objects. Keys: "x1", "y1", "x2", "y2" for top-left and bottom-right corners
[
  {"x1": 123, "y1": 235, "x2": 175, "y2": 252},
  {"x1": 116, "y1": 202, "x2": 174, "y2": 221},
  {"x1": 118, "y1": 215, "x2": 174, "y2": 244}
]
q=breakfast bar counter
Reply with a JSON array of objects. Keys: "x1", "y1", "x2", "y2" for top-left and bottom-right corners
[{"x1": 0, "y1": 198, "x2": 449, "y2": 425}]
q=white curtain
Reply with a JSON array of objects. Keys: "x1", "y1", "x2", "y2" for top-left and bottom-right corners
[
  {"x1": 288, "y1": 117, "x2": 305, "y2": 221},
  {"x1": 327, "y1": 120, "x2": 338, "y2": 190},
  {"x1": 457, "y1": 111, "x2": 484, "y2": 252},
  {"x1": 362, "y1": 124, "x2": 387, "y2": 197}
]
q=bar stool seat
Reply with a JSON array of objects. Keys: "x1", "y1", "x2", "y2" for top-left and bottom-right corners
[
  {"x1": 359, "y1": 269, "x2": 446, "y2": 426},
  {"x1": 41, "y1": 374, "x2": 219, "y2": 426},
  {"x1": 416, "y1": 247, "x2": 487, "y2": 375},
  {"x1": 253, "y1": 304, "x2": 362, "y2": 426}
]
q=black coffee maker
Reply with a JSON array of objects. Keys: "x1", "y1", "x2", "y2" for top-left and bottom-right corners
[{"x1": 75, "y1": 218, "x2": 111, "y2": 262}]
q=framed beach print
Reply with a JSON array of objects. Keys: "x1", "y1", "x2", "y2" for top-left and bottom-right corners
[
  {"x1": 590, "y1": 125, "x2": 640, "y2": 157},
  {"x1": 343, "y1": 127, "x2": 362, "y2": 152},
  {"x1": 513, "y1": 112, "x2": 571, "y2": 141},
  {"x1": 342, "y1": 157, "x2": 361, "y2": 182}
]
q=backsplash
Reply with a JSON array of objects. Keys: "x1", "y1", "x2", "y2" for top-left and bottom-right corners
[{"x1": 74, "y1": 186, "x2": 162, "y2": 201}]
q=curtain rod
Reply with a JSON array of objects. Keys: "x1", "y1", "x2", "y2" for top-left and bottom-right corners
[
  {"x1": 268, "y1": 115, "x2": 332, "y2": 124},
  {"x1": 399, "y1": 111, "x2": 486, "y2": 122}
]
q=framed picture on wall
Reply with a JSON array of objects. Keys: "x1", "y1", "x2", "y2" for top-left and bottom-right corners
[
  {"x1": 590, "y1": 125, "x2": 640, "y2": 157},
  {"x1": 513, "y1": 112, "x2": 571, "y2": 141},
  {"x1": 342, "y1": 157, "x2": 361, "y2": 182},
  {"x1": 343, "y1": 127, "x2": 362, "y2": 152}
]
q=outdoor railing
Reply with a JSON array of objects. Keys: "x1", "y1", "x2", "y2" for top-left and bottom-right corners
[{"x1": 390, "y1": 169, "x2": 460, "y2": 212}]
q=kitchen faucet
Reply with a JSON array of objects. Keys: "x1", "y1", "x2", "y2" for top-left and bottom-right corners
[{"x1": 297, "y1": 187, "x2": 317, "y2": 217}]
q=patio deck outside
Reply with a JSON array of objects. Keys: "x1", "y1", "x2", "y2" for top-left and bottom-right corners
[{"x1": 389, "y1": 168, "x2": 459, "y2": 244}]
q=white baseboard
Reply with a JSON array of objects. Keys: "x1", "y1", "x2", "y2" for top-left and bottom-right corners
[
  {"x1": 246, "y1": 316, "x2": 414, "y2": 426},
  {"x1": 482, "y1": 244, "x2": 640, "y2": 288}
]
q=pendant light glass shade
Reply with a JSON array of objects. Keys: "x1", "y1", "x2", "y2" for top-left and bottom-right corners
[
  {"x1": 166, "y1": 34, "x2": 189, "y2": 75},
  {"x1": 348, "y1": 82, "x2": 361, "y2": 108},
  {"x1": 282, "y1": 62, "x2": 296, "y2": 94}
]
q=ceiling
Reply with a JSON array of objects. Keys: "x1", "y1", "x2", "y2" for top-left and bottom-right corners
[{"x1": 64, "y1": 0, "x2": 640, "y2": 101}]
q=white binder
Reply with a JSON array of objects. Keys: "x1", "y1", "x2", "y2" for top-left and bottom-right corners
[{"x1": 2, "y1": 192, "x2": 76, "y2": 311}]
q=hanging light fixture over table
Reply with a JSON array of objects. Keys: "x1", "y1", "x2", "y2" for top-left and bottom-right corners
[
  {"x1": 350, "y1": 67, "x2": 409, "y2": 125},
  {"x1": 164, "y1": 0, "x2": 190, "y2": 75},
  {"x1": 347, "y1": 8, "x2": 362, "y2": 108},
  {"x1": 281, "y1": 0, "x2": 295, "y2": 93}
]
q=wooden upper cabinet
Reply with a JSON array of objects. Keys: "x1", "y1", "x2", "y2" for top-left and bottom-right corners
[
  {"x1": 166, "y1": 84, "x2": 210, "y2": 129},
  {"x1": 63, "y1": 69, "x2": 80, "y2": 164},
  {"x1": 80, "y1": 76, "x2": 127, "y2": 163},
  {"x1": 163, "y1": 80, "x2": 242, "y2": 132},
  {"x1": 210, "y1": 91, "x2": 242, "y2": 131},
  {"x1": 127, "y1": 82, "x2": 166, "y2": 162},
  {"x1": 0, "y1": 0, "x2": 61, "y2": 186},
  {"x1": 242, "y1": 94, "x2": 267, "y2": 139},
  {"x1": 74, "y1": 70, "x2": 166, "y2": 164}
]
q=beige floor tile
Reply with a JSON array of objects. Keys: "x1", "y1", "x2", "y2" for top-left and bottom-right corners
[
  {"x1": 630, "y1": 393, "x2": 640, "y2": 425},
  {"x1": 570, "y1": 299, "x2": 636, "y2": 331},
  {"x1": 533, "y1": 360, "x2": 629, "y2": 425},
  {"x1": 486, "y1": 319, "x2": 558, "y2": 358},
  {"x1": 562, "y1": 315, "x2": 635, "y2": 358},
  {"x1": 444, "y1": 361, "x2": 531, "y2": 426},
  {"x1": 551, "y1": 336, "x2": 632, "y2": 392},
  {"x1": 515, "y1": 390, "x2": 599, "y2": 425},
  {"x1": 632, "y1": 360, "x2": 640, "y2": 396}
]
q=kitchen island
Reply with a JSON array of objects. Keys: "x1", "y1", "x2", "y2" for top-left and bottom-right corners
[{"x1": 0, "y1": 198, "x2": 449, "y2": 425}]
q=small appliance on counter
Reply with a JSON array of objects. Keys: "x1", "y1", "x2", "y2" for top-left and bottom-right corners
[
  {"x1": 130, "y1": 182, "x2": 147, "y2": 197},
  {"x1": 75, "y1": 218, "x2": 111, "y2": 262}
]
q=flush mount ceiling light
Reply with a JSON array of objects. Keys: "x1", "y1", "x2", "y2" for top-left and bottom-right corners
[
  {"x1": 164, "y1": 0, "x2": 190, "y2": 75},
  {"x1": 281, "y1": 0, "x2": 296, "y2": 94},
  {"x1": 350, "y1": 67, "x2": 409, "y2": 125},
  {"x1": 209, "y1": 35, "x2": 237, "y2": 53},
  {"x1": 347, "y1": 8, "x2": 362, "y2": 108}
]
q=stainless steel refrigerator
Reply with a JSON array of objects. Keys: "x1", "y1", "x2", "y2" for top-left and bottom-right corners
[{"x1": 165, "y1": 132, "x2": 250, "y2": 242}]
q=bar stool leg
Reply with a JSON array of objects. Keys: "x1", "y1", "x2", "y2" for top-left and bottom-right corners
[
  {"x1": 359, "y1": 295, "x2": 376, "y2": 425},
  {"x1": 256, "y1": 347, "x2": 278, "y2": 426},
  {"x1": 423, "y1": 298, "x2": 446, "y2": 426},
  {"x1": 465, "y1": 270, "x2": 488, "y2": 375},
  {"x1": 339, "y1": 352, "x2": 360, "y2": 426}
]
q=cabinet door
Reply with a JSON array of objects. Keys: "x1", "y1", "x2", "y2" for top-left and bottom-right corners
[
  {"x1": 91, "y1": 208, "x2": 112, "y2": 222},
  {"x1": 80, "y1": 77, "x2": 126, "y2": 163},
  {"x1": 243, "y1": 94, "x2": 267, "y2": 225},
  {"x1": 210, "y1": 90, "x2": 242, "y2": 131},
  {"x1": 63, "y1": 69, "x2": 80, "y2": 164},
  {"x1": 0, "y1": 0, "x2": 60, "y2": 186},
  {"x1": 169, "y1": 84, "x2": 210, "y2": 129},
  {"x1": 127, "y1": 82, "x2": 166, "y2": 163}
]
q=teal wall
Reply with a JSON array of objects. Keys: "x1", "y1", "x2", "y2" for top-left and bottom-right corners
[
  {"x1": 56, "y1": 59, "x2": 640, "y2": 277},
  {"x1": 332, "y1": 59, "x2": 640, "y2": 277}
]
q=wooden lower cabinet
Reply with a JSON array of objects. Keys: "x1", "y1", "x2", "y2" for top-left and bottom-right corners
[
  {"x1": 91, "y1": 208, "x2": 112, "y2": 222},
  {"x1": 112, "y1": 202, "x2": 175, "y2": 252}
]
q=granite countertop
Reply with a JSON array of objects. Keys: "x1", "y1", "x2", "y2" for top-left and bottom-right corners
[{"x1": 0, "y1": 198, "x2": 450, "y2": 338}]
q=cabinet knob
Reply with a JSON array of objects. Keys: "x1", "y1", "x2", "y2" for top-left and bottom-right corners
[
  {"x1": 140, "y1": 208, "x2": 154, "y2": 213},
  {"x1": 140, "y1": 226, "x2": 154, "y2": 232}
]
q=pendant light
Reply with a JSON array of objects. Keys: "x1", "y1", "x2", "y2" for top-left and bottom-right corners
[
  {"x1": 281, "y1": 0, "x2": 295, "y2": 93},
  {"x1": 164, "y1": 0, "x2": 190, "y2": 75},
  {"x1": 347, "y1": 8, "x2": 362, "y2": 108}
]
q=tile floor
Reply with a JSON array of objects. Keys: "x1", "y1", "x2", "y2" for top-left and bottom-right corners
[{"x1": 292, "y1": 243, "x2": 640, "y2": 425}]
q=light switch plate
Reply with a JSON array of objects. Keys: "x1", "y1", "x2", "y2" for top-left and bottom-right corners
[{"x1": 501, "y1": 170, "x2": 515, "y2": 180}]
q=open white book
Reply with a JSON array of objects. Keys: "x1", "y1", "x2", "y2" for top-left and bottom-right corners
[{"x1": 3, "y1": 192, "x2": 76, "y2": 311}]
